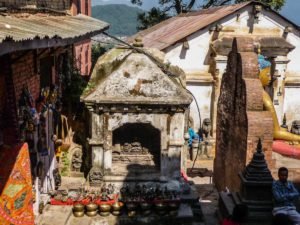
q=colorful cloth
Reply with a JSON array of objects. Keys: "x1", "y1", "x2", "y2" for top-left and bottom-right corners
[
  {"x1": 188, "y1": 127, "x2": 200, "y2": 147},
  {"x1": 258, "y1": 54, "x2": 271, "y2": 70},
  {"x1": 0, "y1": 143, "x2": 34, "y2": 225}
]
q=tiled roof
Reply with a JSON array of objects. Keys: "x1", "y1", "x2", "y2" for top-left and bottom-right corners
[
  {"x1": 0, "y1": 13, "x2": 109, "y2": 43},
  {"x1": 129, "y1": 2, "x2": 251, "y2": 50}
]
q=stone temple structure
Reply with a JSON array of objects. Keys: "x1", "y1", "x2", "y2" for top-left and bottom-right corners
[
  {"x1": 214, "y1": 37, "x2": 273, "y2": 192},
  {"x1": 81, "y1": 43, "x2": 193, "y2": 187}
]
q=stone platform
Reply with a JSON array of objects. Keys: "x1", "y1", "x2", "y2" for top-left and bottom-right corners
[{"x1": 36, "y1": 176, "x2": 220, "y2": 225}]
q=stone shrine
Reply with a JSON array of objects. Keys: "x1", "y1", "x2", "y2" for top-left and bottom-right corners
[{"x1": 81, "y1": 42, "x2": 193, "y2": 187}]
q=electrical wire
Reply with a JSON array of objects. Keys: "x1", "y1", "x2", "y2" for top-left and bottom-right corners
[{"x1": 100, "y1": 32, "x2": 203, "y2": 170}]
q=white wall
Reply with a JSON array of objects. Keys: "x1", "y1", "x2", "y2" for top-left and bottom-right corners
[
  {"x1": 186, "y1": 83, "x2": 213, "y2": 132},
  {"x1": 165, "y1": 28, "x2": 211, "y2": 73},
  {"x1": 283, "y1": 87, "x2": 300, "y2": 129},
  {"x1": 162, "y1": 4, "x2": 300, "y2": 134}
]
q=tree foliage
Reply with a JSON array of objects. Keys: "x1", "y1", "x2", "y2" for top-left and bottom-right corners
[
  {"x1": 132, "y1": 0, "x2": 286, "y2": 30},
  {"x1": 137, "y1": 7, "x2": 170, "y2": 30}
]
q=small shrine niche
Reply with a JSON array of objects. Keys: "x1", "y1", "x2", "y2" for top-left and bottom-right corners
[{"x1": 112, "y1": 123, "x2": 161, "y2": 174}]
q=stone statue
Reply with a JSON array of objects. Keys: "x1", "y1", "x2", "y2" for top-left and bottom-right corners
[
  {"x1": 291, "y1": 121, "x2": 300, "y2": 135},
  {"x1": 202, "y1": 118, "x2": 211, "y2": 138},
  {"x1": 258, "y1": 52, "x2": 300, "y2": 142},
  {"x1": 71, "y1": 150, "x2": 82, "y2": 172},
  {"x1": 88, "y1": 167, "x2": 103, "y2": 186},
  {"x1": 53, "y1": 168, "x2": 61, "y2": 190}
]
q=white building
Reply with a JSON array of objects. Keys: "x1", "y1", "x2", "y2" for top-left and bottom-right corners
[{"x1": 130, "y1": 1, "x2": 300, "y2": 136}]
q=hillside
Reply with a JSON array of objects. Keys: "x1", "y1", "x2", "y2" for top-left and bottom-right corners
[{"x1": 92, "y1": 4, "x2": 143, "y2": 36}]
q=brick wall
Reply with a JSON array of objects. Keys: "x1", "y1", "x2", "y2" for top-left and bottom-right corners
[
  {"x1": 11, "y1": 52, "x2": 40, "y2": 105},
  {"x1": 72, "y1": 0, "x2": 92, "y2": 76},
  {"x1": 74, "y1": 39, "x2": 91, "y2": 76},
  {"x1": 71, "y1": 0, "x2": 91, "y2": 16},
  {"x1": 0, "y1": 55, "x2": 19, "y2": 145}
]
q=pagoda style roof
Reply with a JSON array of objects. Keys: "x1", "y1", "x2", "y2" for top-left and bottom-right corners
[{"x1": 81, "y1": 47, "x2": 193, "y2": 106}]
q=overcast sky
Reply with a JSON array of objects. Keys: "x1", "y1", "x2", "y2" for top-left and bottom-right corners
[{"x1": 92, "y1": 0, "x2": 300, "y2": 25}]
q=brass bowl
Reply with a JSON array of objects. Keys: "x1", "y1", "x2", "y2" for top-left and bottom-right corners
[
  {"x1": 169, "y1": 210, "x2": 178, "y2": 217},
  {"x1": 86, "y1": 210, "x2": 98, "y2": 217},
  {"x1": 126, "y1": 203, "x2": 137, "y2": 211},
  {"x1": 141, "y1": 209, "x2": 151, "y2": 216},
  {"x1": 155, "y1": 202, "x2": 167, "y2": 215},
  {"x1": 86, "y1": 203, "x2": 98, "y2": 212},
  {"x1": 73, "y1": 211, "x2": 84, "y2": 217},
  {"x1": 168, "y1": 202, "x2": 179, "y2": 210},
  {"x1": 73, "y1": 203, "x2": 85, "y2": 212},
  {"x1": 100, "y1": 211, "x2": 110, "y2": 217},
  {"x1": 112, "y1": 202, "x2": 124, "y2": 211},
  {"x1": 111, "y1": 211, "x2": 121, "y2": 216},
  {"x1": 127, "y1": 210, "x2": 137, "y2": 217},
  {"x1": 140, "y1": 202, "x2": 152, "y2": 211},
  {"x1": 99, "y1": 204, "x2": 111, "y2": 212},
  {"x1": 155, "y1": 202, "x2": 167, "y2": 210}
]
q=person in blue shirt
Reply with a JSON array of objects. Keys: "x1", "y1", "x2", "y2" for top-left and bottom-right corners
[{"x1": 272, "y1": 167, "x2": 300, "y2": 225}]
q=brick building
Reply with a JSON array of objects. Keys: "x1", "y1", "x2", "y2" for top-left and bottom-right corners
[
  {"x1": 0, "y1": 0, "x2": 108, "y2": 145},
  {"x1": 0, "y1": 0, "x2": 108, "y2": 218}
]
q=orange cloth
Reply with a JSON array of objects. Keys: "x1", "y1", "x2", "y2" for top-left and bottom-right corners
[{"x1": 0, "y1": 143, "x2": 34, "y2": 225}]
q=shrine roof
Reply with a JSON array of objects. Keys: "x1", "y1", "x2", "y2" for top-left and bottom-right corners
[{"x1": 81, "y1": 47, "x2": 193, "y2": 106}]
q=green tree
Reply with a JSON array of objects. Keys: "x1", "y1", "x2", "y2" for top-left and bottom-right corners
[
  {"x1": 132, "y1": 0, "x2": 286, "y2": 30},
  {"x1": 91, "y1": 43, "x2": 107, "y2": 67},
  {"x1": 137, "y1": 7, "x2": 170, "y2": 30}
]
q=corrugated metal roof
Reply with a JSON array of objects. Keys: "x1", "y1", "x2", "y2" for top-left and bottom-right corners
[
  {"x1": 129, "y1": 2, "x2": 251, "y2": 50},
  {"x1": 0, "y1": 13, "x2": 109, "y2": 43}
]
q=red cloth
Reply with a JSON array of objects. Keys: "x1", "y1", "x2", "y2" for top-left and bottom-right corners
[{"x1": 221, "y1": 219, "x2": 240, "y2": 225}]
